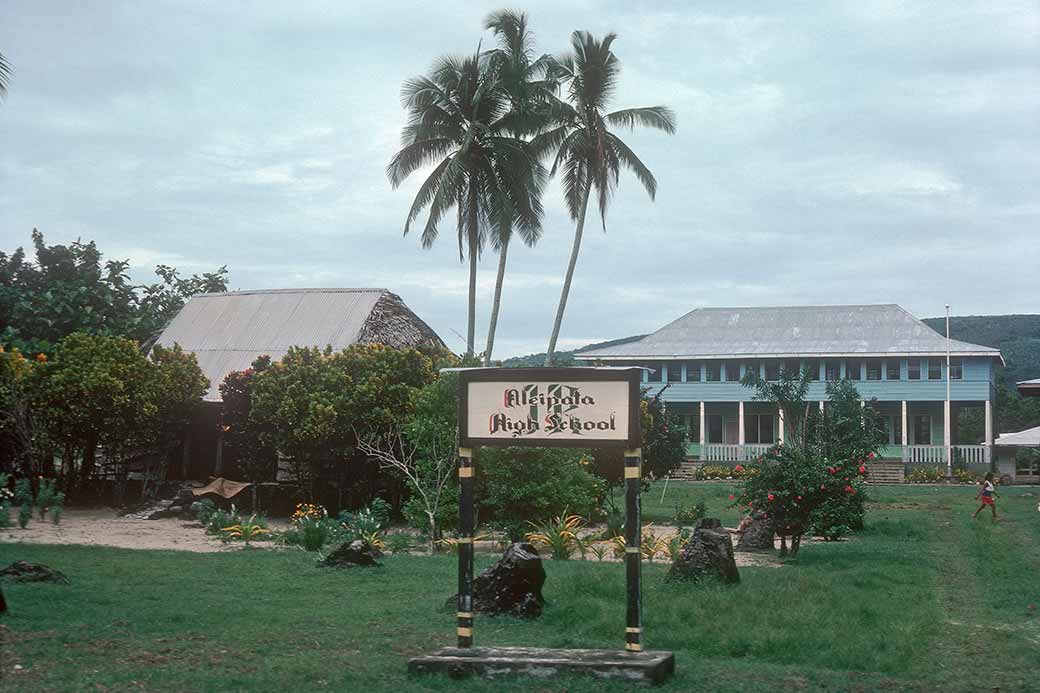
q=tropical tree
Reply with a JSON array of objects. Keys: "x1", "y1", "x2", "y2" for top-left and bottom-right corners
[
  {"x1": 538, "y1": 32, "x2": 676, "y2": 365},
  {"x1": 388, "y1": 45, "x2": 544, "y2": 359},
  {"x1": 480, "y1": 10, "x2": 554, "y2": 365}
]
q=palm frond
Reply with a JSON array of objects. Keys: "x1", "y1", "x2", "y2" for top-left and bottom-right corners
[
  {"x1": 386, "y1": 138, "x2": 454, "y2": 188},
  {"x1": 0, "y1": 52, "x2": 10, "y2": 99},
  {"x1": 607, "y1": 132, "x2": 658, "y2": 200},
  {"x1": 605, "y1": 106, "x2": 677, "y2": 134}
]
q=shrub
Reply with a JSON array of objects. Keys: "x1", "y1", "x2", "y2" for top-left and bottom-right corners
[
  {"x1": 477, "y1": 447, "x2": 605, "y2": 541},
  {"x1": 384, "y1": 533, "x2": 415, "y2": 555},
  {"x1": 665, "y1": 529, "x2": 691, "y2": 560},
  {"x1": 907, "y1": 466, "x2": 944, "y2": 483},
  {"x1": 190, "y1": 498, "x2": 217, "y2": 524},
  {"x1": 14, "y1": 478, "x2": 32, "y2": 529},
  {"x1": 673, "y1": 501, "x2": 706, "y2": 526},
  {"x1": 220, "y1": 514, "x2": 272, "y2": 545},
  {"x1": 525, "y1": 513, "x2": 584, "y2": 560},
  {"x1": 953, "y1": 468, "x2": 979, "y2": 484},
  {"x1": 282, "y1": 516, "x2": 340, "y2": 552},
  {"x1": 0, "y1": 474, "x2": 12, "y2": 528},
  {"x1": 737, "y1": 446, "x2": 869, "y2": 556}
]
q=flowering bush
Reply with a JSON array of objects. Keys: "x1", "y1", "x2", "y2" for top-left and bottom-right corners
[
  {"x1": 673, "y1": 500, "x2": 706, "y2": 525},
  {"x1": 525, "y1": 513, "x2": 584, "y2": 560},
  {"x1": 953, "y1": 468, "x2": 980, "y2": 484},
  {"x1": 907, "y1": 466, "x2": 945, "y2": 483},
  {"x1": 290, "y1": 503, "x2": 327, "y2": 524},
  {"x1": 736, "y1": 445, "x2": 869, "y2": 556}
]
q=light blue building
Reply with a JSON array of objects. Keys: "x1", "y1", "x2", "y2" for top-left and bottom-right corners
[{"x1": 575, "y1": 305, "x2": 1003, "y2": 469}]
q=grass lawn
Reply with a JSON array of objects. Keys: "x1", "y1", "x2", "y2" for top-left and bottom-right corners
[{"x1": 2, "y1": 485, "x2": 1038, "y2": 691}]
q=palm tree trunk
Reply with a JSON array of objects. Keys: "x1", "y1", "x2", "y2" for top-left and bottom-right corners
[
  {"x1": 544, "y1": 182, "x2": 592, "y2": 366},
  {"x1": 465, "y1": 186, "x2": 479, "y2": 358},
  {"x1": 483, "y1": 235, "x2": 510, "y2": 366}
]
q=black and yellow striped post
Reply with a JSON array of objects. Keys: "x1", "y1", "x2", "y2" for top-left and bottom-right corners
[
  {"x1": 457, "y1": 447, "x2": 475, "y2": 648},
  {"x1": 624, "y1": 448, "x2": 642, "y2": 653}
]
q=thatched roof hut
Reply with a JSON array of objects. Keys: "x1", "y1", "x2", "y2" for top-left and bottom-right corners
[{"x1": 155, "y1": 288, "x2": 445, "y2": 401}]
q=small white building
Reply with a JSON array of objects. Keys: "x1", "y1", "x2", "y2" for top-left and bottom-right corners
[{"x1": 994, "y1": 426, "x2": 1040, "y2": 484}]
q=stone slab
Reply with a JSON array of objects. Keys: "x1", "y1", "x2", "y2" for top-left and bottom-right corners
[{"x1": 408, "y1": 646, "x2": 675, "y2": 685}]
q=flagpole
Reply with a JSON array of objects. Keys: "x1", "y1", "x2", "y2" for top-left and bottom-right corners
[{"x1": 945, "y1": 304, "x2": 952, "y2": 478}]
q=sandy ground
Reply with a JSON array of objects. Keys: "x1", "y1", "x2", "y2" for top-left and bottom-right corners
[
  {"x1": 0, "y1": 509, "x2": 284, "y2": 553},
  {"x1": 0, "y1": 510, "x2": 785, "y2": 566}
]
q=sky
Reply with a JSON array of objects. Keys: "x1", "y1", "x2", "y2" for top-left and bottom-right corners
[{"x1": 1, "y1": 1, "x2": 1038, "y2": 358}]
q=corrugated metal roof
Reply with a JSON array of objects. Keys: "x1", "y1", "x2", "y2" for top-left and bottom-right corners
[
  {"x1": 155, "y1": 288, "x2": 440, "y2": 401},
  {"x1": 1018, "y1": 378, "x2": 1040, "y2": 385},
  {"x1": 575, "y1": 304, "x2": 1003, "y2": 361},
  {"x1": 994, "y1": 426, "x2": 1040, "y2": 447}
]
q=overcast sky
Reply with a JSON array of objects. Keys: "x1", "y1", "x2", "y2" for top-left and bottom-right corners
[{"x1": 1, "y1": 1, "x2": 1037, "y2": 358}]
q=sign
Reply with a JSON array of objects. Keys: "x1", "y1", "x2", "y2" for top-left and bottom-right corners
[{"x1": 458, "y1": 367, "x2": 641, "y2": 449}]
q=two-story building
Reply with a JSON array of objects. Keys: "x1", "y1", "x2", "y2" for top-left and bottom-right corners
[{"x1": 575, "y1": 304, "x2": 1003, "y2": 471}]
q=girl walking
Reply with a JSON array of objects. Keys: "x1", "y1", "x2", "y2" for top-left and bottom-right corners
[{"x1": 972, "y1": 472, "x2": 999, "y2": 522}]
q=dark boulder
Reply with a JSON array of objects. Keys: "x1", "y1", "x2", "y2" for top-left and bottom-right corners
[
  {"x1": 0, "y1": 561, "x2": 70, "y2": 584},
  {"x1": 451, "y1": 542, "x2": 546, "y2": 618},
  {"x1": 736, "y1": 517, "x2": 775, "y2": 552},
  {"x1": 321, "y1": 540, "x2": 383, "y2": 568},
  {"x1": 695, "y1": 518, "x2": 724, "y2": 531},
  {"x1": 669, "y1": 520, "x2": 740, "y2": 584}
]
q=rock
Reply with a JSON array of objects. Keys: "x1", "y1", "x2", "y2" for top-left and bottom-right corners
[
  {"x1": 0, "y1": 585, "x2": 6, "y2": 613},
  {"x1": 736, "y1": 517, "x2": 775, "y2": 552},
  {"x1": 0, "y1": 561, "x2": 70, "y2": 585},
  {"x1": 451, "y1": 542, "x2": 546, "y2": 618},
  {"x1": 321, "y1": 540, "x2": 383, "y2": 568},
  {"x1": 695, "y1": 518, "x2": 724, "y2": 531},
  {"x1": 669, "y1": 520, "x2": 740, "y2": 584}
]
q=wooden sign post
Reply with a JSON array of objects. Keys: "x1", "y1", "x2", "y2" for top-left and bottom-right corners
[{"x1": 409, "y1": 367, "x2": 674, "y2": 684}]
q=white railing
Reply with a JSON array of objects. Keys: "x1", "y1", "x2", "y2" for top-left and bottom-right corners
[
  {"x1": 954, "y1": 445, "x2": 987, "y2": 465},
  {"x1": 701, "y1": 444, "x2": 745, "y2": 462},
  {"x1": 701, "y1": 444, "x2": 773, "y2": 462},
  {"x1": 904, "y1": 445, "x2": 990, "y2": 465},
  {"x1": 905, "y1": 445, "x2": 946, "y2": 464}
]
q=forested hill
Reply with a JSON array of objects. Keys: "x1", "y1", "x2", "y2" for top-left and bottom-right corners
[
  {"x1": 505, "y1": 314, "x2": 1040, "y2": 387},
  {"x1": 502, "y1": 334, "x2": 647, "y2": 367},
  {"x1": 922, "y1": 314, "x2": 1040, "y2": 387}
]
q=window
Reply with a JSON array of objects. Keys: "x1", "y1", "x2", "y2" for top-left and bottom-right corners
[
  {"x1": 686, "y1": 362, "x2": 701, "y2": 382},
  {"x1": 724, "y1": 361, "x2": 741, "y2": 382},
  {"x1": 646, "y1": 362, "x2": 662, "y2": 383},
  {"x1": 705, "y1": 362, "x2": 720, "y2": 382},
  {"x1": 706, "y1": 414, "x2": 724, "y2": 443},
  {"x1": 744, "y1": 362, "x2": 760, "y2": 381},
  {"x1": 882, "y1": 416, "x2": 902, "y2": 445},
  {"x1": 950, "y1": 358, "x2": 963, "y2": 380},
  {"x1": 825, "y1": 361, "x2": 841, "y2": 381},
  {"x1": 886, "y1": 360, "x2": 900, "y2": 381},
  {"x1": 928, "y1": 359, "x2": 942, "y2": 380},
  {"x1": 806, "y1": 359, "x2": 820, "y2": 381},
  {"x1": 913, "y1": 415, "x2": 931, "y2": 445},
  {"x1": 765, "y1": 361, "x2": 780, "y2": 381},
  {"x1": 781, "y1": 359, "x2": 800, "y2": 379},
  {"x1": 745, "y1": 414, "x2": 775, "y2": 445},
  {"x1": 866, "y1": 359, "x2": 882, "y2": 381},
  {"x1": 667, "y1": 362, "x2": 682, "y2": 383},
  {"x1": 846, "y1": 360, "x2": 861, "y2": 381},
  {"x1": 908, "y1": 360, "x2": 921, "y2": 380}
]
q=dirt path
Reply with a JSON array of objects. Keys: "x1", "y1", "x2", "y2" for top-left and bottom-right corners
[{"x1": 0, "y1": 509, "x2": 286, "y2": 553}]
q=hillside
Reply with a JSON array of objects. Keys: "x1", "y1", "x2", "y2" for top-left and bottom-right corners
[{"x1": 921, "y1": 314, "x2": 1040, "y2": 387}]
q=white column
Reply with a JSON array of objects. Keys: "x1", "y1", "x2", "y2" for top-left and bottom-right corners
[
  {"x1": 699, "y1": 401, "x2": 706, "y2": 448},
  {"x1": 738, "y1": 401, "x2": 745, "y2": 446},
  {"x1": 901, "y1": 400, "x2": 909, "y2": 463},
  {"x1": 984, "y1": 400, "x2": 993, "y2": 466},
  {"x1": 778, "y1": 407, "x2": 786, "y2": 444},
  {"x1": 944, "y1": 400, "x2": 952, "y2": 476}
]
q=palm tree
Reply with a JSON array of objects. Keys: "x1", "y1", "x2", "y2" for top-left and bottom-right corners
[
  {"x1": 0, "y1": 52, "x2": 12, "y2": 100},
  {"x1": 536, "y1": 32, "x2": 676, "y2": 366},
  {"x1": 481, "y1": 10, "x2": 554, "y2": 365},
  {"x1": 388, "y1": 49, "x2": 544, "y2": 359}
]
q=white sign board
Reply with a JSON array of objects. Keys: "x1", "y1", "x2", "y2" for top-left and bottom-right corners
[{"x1": 458, "y1": 369, "x2": 641, "y2": 448}]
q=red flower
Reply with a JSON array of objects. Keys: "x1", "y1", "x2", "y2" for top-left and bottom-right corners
[
  {"x1": 35, "y1": 353, "x2": 47, "y2": 363},
  {"x1": 828, "y1": 467, "x2": 836, "y2": 475},
  {"x1": 858, "y1": 465, "x2": 867, "y2": 474},
  {"x1": 747, "y1": 502, "x2": 753, "y2": 508},
  {"x1": 820, "y1": 484, "x2": 826, "y2": 490},
  {"x1": 796, "y1": 495, "x2": 802, "y2": 501},
  {"x1": 844, "y1": 485, "x2": 853, "y2": 493},
  {"x1": 868, "y1": 452, "x2": 876, "y2": 459},
  {"x1": 728, "y1": 494, "x2": 735, "y2": 501},
  {"x1": 734, "y1": 465, "x2": 744, "y2": 473},
  {"x1": 767, "y1": 493, "x2": 775, "y2": 501}
]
